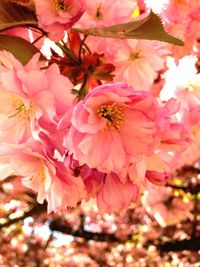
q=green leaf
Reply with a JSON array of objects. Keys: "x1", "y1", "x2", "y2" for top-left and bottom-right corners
[
  {"x1": 73, "y1": 11, "x2": 184, "y2": 46},
  {"x1": 0, "y1": 34, "x2": 40, "y2": 65},
  {"x1": 0, "y1": 0, "x2": 37, "y2": 32}
]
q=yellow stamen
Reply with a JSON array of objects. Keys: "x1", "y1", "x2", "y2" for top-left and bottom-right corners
[
  {"x1": 130, "y1": 51, "x2": 140, "y2": 61},
  {"x1": 96, "y1": 5, "x2": 103, "y2": 20},
  {"x1": 8, "y1": 96, "x2": 32, "y2": 121},
  {"x1": 97, "y1": 103, "x2": 125, "y2": 130},
  {"x1": 50, "y1": 0, "x2": 68, "y2": 12}
]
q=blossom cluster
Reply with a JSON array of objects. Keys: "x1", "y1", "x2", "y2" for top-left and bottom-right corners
[{"x1": 0, "y1": 0, "x2": 199, "y2": 214}]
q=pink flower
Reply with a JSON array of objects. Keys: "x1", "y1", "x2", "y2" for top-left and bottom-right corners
[
  {"x1": 144, "y1": 185, "x2": 193, "y2": 227},
  {"x1": 0, "y1": 141, "x2": 86, "y2": 212},
  {"x1": 145, "y1": 0, "x2": 200, "y2": 57},
  {"x1": 0, "y1": 51, "x2": 74, "y2": 144},
  {"x1": 34, "y1": 0, "x2": 85, "y2": 41},
  {"x1": 0, "y1": 50, "x2": 22, "y2": 71},
  {"x1": 96, "y1": 173, "x2": 139, "y2": 213},
  {"x1": 178, "y1": 142, "x2": 200, "y2": 168},
  {"x1": 64, "y1": 83, "x2": 177, "y2": 174},
  {"x1": 113, "y1": 39, "x2": 169, "y2": 91},
  {"x1": 47, "y1": 160, "x2": 86, "y2": 213},
  {"x1": 77, "y1": 0, "x2": 136, "y2": 28},
  {"x1": 160, "y1": 55, "x2": 200, "y2": 101},
  {"x1": 65, "y1": 160, "x2": 139, "y2": 213},
  {"x1": 80, "y1": 165, "x2": 104, "y2": 199},
  {"x1": 161, "y1": 123, "x2": 190, "y2": 150},
  {"x1": 159, "y1": 56, "x2": 200, "y2": 160},
  {"x1": 145, "y1": 0, "x2": 199, "y2": 25},
  {"x1": 128, "y1": 153, "x2": 171, "y2": 190},
  {"x1": 85, "y1": 38, "x2": 168, "y2": 91}
]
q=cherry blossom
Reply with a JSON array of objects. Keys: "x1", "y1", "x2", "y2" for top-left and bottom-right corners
[
  {"x1": 64, "y1": 83, "x2": 188, "y2": 175},
  {"x1": 0, "y1": 141, "x2": 86, "y2": 212},
  {"x1": 34, "y1": 0, "x2": 85, "y2": 41},
  {"x1": 77, "y1": 0, "x2": 136, "y2": 28},
  {"x1": 86, "y1": 38, "x2": 169, "y2": 91},
  {"x1": 0, "y1": 51, "x2": 74, "y2": 144},
  {"x1": 144, "y1": 185, "x2": 194, "y2": 227},
  {"x1": 0, "y1": 0, "x2": 199, "y2": 265},
  {"x1": 96, "y1": 173, "x2": 139, "y2": 213}
]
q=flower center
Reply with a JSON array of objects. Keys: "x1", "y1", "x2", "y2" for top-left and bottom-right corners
[
  {"x1": 130, "y1": 51, "x2": 140, "y2": 61},
  {"x1": 50, "y1": 0, "x2": 68, "y2": 12},
  {"x1": 95, "y1": 5, "x2": 103, "y2": 20},
  {"x1": 8, "y1": 96, "x2": 32, "y2": 121},
  {"x1": 97, "y1": 104, "x2": 125, "y2": 130}
]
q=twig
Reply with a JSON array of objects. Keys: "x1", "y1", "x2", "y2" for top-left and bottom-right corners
[
  {"x1": 49, "y1": 219, "x2": 122, "y2": 242},
  {"x1": 158, "y1": 238, "x2": 200, "y2": 252},
  {"x1": 0, "y1": 203, "x2": 47, "y2": 230}
]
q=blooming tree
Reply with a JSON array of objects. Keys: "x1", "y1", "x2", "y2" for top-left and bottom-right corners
[{"x1": 0, "y1": 0, "x2": 199, "y2": 266}]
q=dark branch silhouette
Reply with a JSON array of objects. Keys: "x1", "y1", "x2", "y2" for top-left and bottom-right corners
[
  {"x1": 159, "y1": 238, "x2": 200, "y2": 252},
  {"x1": 49, "y1": 219, "x2": 123, "y2": 242}
]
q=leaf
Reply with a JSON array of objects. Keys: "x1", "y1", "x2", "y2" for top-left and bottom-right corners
[
  {"x1": 73, "y1": 11, "x2": 184, "y2": 46},
  {"x1": 0, "y1": 0, "x2": 37, "y2": 32},
  {"x1": 0, "y1": 34, "x2": 40, "y2": 65}
]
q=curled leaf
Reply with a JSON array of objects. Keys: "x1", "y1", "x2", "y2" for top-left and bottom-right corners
[{"x1": 0, "y1": 0, "x2": 37, "y2": 32}]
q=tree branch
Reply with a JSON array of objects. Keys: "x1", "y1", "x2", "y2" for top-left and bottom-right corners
[
  {"x1": 176, "y1": 165, "x2": 200, "y2": 176},
  {"x1": 49, "y1": 219, "x2": 122, "y2": 242},
  {"x1": 0, "y1": 203, "x2": 47, "y2": 230},
  {"x1": 166, "y1": 183, "x2": 200, "y2": 194},
  {"x1": 158, "y1": 238, "x2": 200, "y2": 252}
]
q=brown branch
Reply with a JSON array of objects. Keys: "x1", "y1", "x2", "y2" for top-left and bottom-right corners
[
  {"x1": 49, "y1": 218, "x2": 200, "y2": 252},
  {"x1": 158, "y1": 238, "x2": 200, "y2": 252},
  {"x1": 191, "y1": 194, "x2": 199, "y2": 238},
  {"x1": 43, "y1": 233, "x2": 53, "y2": 249},
  {"x1": 166, "y1": 183, "x2": 200, "y2": 194},
  {"x1": 176, "y1": 165, "x2": 200, "y2": 176},
  {"x1": 0, "y1": 175, "x2": 16, "y2": 187},
  {"x1": 0, "y1": 203, "x2": 47, "y2": 230},
  {"x1": 49, "y1": 219, "x2": 122, "y2": 242}
]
